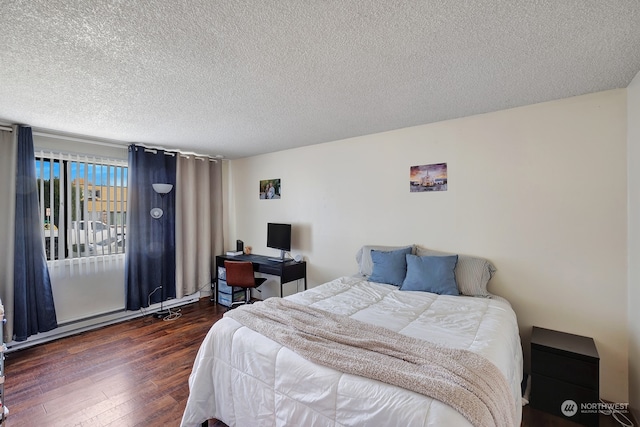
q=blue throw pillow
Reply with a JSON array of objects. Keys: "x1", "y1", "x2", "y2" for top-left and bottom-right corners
[
  {"x1": 368, "y1": 247, "x2": 413, "y2": 286},
  {"x1": 401, "y1": 254, "x2": 459, "y2": 295}
]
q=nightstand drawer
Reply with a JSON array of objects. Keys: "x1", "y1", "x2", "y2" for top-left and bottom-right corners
[
  {"x1": 531, "y1": 373, "x2": 599, "y2": 427},
  {"x1": 531, "y1": 347, "x2": 598, "y2": 389}
]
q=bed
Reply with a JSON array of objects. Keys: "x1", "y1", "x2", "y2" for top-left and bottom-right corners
[{"x1": 181, "y1": 246, "x2": 523, "y2": 427}]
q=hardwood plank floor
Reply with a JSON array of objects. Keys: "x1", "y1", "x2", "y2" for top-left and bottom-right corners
[
  {"x1": 3, "y1": 297, "x2": 634, "y2": 426},
  {"x1": 5, "y1": 298, "x2": 225, "y2": 426}
]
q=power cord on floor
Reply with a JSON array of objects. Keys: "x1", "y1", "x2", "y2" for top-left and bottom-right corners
[
  {"x1": 138, "y1": 286, "x2": 179, "y2": 321},
  {"x1": 139, "y1": 303, "x2": 181, "y2": 321},
  {"x1": 139, "y1": 281, "x2": 214, "y2": 320},
  {"x1": 161, "y1": 306, "x2": 181, "y2": 321},
  {"x1": 599, "y1": 399, "x2": 634, "y2": 427}
]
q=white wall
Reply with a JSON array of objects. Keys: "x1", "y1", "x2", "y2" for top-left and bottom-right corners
[
  {"x1": 47, "y1": 256, "x2": 126, "y2": 322},
  {"x1": 228, "y1": 90, "x2": 628, "y2": 402},
  {"x1": 628, "y1": 70, "x2": 640, "y2": 419}
]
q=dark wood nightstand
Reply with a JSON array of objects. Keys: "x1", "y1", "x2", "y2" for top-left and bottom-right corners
[{"x1": 530, "y1": 326, "x2": 600, "y2": 427}]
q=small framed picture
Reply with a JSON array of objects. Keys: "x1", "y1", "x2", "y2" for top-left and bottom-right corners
[
  {"x1": 260, "y1": 179, "x2": 281, "y2": 199},
  {"x1": 410, "y1": 163, "x2": 447, "y2": 192}
]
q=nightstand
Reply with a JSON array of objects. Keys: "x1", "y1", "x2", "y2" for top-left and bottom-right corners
[{"x1": 530, "y1": 326, "x2": 599, "y2": 427}]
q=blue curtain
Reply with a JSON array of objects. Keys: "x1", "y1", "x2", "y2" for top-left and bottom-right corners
[
  {"x1": 125, "y1": 145, "x2": 177, "y2": 310},
  {"x1": 13, "y1": 126, "x2": 58, "y2": 341}
]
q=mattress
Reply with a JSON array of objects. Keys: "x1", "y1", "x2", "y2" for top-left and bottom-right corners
[{"x1": 181, "y1": 276, "x2": 523, "y2": 427}]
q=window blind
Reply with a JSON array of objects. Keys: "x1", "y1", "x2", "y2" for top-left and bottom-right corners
[{"x1": 36, "y1": 151, "x2": 128, "y2": 261}]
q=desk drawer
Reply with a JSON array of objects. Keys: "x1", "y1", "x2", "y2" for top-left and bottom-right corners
[
  {"x1": 532, "y1": 347, "x2": 598, "y2": 389},
  {"x1": 257, "y1": 264, "x2": 282, "y2": 275},
  {"x1": 281, "y1": 262, "x2": 305, "y2": 283},
  {"x1": 218, "y1": 279, "x2": 235, "y2": 294},
  {"x1": 217, "y1": 290, "x2": 245, "y2": 307}
]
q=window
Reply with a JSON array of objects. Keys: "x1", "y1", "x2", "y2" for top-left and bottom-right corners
[
  {"x1": 36, "y1": 151, "x2": 128, "y2": 260},
  {"x1": 86, "y1": 189, "x2": 101, "y2": 200}
]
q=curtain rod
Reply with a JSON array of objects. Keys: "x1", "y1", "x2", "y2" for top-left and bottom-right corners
[
  {"x1": 1, "y1": 124, "x2": 225, "y2": 161},
  {"x1": 29, "y1": 130, "x2": 225, "y2": 161},
  {"x1": 132, "y1": 143, "x2": 225, "y2": 162},
  {"x1": 32, "y1": 130, "x2": 128, "y2": 149}
]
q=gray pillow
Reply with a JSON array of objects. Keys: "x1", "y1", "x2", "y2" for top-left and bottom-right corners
[
  {"x1": 416, "y1": 247, "x2": 496, "y2": 297},
  {"x1": 356, "y1": 245, "x2": 415, "y2": 277}
]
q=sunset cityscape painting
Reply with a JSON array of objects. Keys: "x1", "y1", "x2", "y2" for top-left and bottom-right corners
[{"x1": 410, "y1": 163, "x2": 448, "y2": 192}]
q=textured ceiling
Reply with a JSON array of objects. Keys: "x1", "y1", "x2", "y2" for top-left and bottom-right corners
[{"x1": 1, "y1": 1, "x2": 639, "y2": 159}]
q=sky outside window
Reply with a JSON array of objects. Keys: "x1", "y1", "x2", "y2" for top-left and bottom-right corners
[{"x1": 36, "y1": 160, "x2": 127, "y2": 186}]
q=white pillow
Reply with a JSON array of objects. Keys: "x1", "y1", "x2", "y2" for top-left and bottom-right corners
[
  {"x1": 416, "y1": 247, "x2": 496, "y2": 297},
  {"x1": 356, "y1": 245, "x2": 415, "y2": 277}
]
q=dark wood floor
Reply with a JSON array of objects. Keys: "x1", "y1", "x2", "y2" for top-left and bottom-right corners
[
  {"x1": 4, "y1": 298, "x2": 225, "y2": 426},
  {"x1": 3, "y1": 297, "x2": 634, "y2": 426}
]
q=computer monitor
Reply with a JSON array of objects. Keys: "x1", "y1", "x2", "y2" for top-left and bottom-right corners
[{"x1": 267, "y1": 223, "x2": 291, "y2": 262}]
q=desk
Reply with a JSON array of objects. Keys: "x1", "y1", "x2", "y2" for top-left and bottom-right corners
[{"x1": 213, "y1": 254, "x2": 307, "y2": 304}]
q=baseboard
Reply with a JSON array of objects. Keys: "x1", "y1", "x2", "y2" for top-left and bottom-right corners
[{"x1": 6, "y1": 294, "x2": 201, "y2": 353}]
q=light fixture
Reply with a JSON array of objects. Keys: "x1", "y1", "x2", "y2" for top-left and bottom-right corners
[
  {"x1": 149, "y1": 183, "x2": 173, "y2": 218},
  {"x1": 150, "y1": 183, "x2": 173, "y2": 319},
  {"x1": 150, "y1": 207, "x2": 163, "y2": 219},
  {"x1": 152, "y1": 183, "x2": 173, "y2": 194}
]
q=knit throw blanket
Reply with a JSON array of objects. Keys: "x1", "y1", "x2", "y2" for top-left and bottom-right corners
[{"x1": 225, "y1": 298, "x2": 517, "y2": 427}]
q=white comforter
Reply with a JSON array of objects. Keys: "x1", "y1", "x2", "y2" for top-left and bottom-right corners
[{"x1": 181, "y1": 276, "x2": 523, "y2": 427}]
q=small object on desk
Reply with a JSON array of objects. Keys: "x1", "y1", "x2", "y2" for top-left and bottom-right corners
[
  {"x1": 244, "y1": 246, "x2": 252, "y2": 254},
  {"x1": 226, "y1": 251, "x2": 243, "y2": 256},
  {"x1": 236, "y1": 240, "x2": 244, "y2": 252}
]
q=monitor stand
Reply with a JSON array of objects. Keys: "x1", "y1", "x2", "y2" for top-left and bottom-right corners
[{"x1": 268, "y1": 250, "x2": 287, "y2": 262}]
